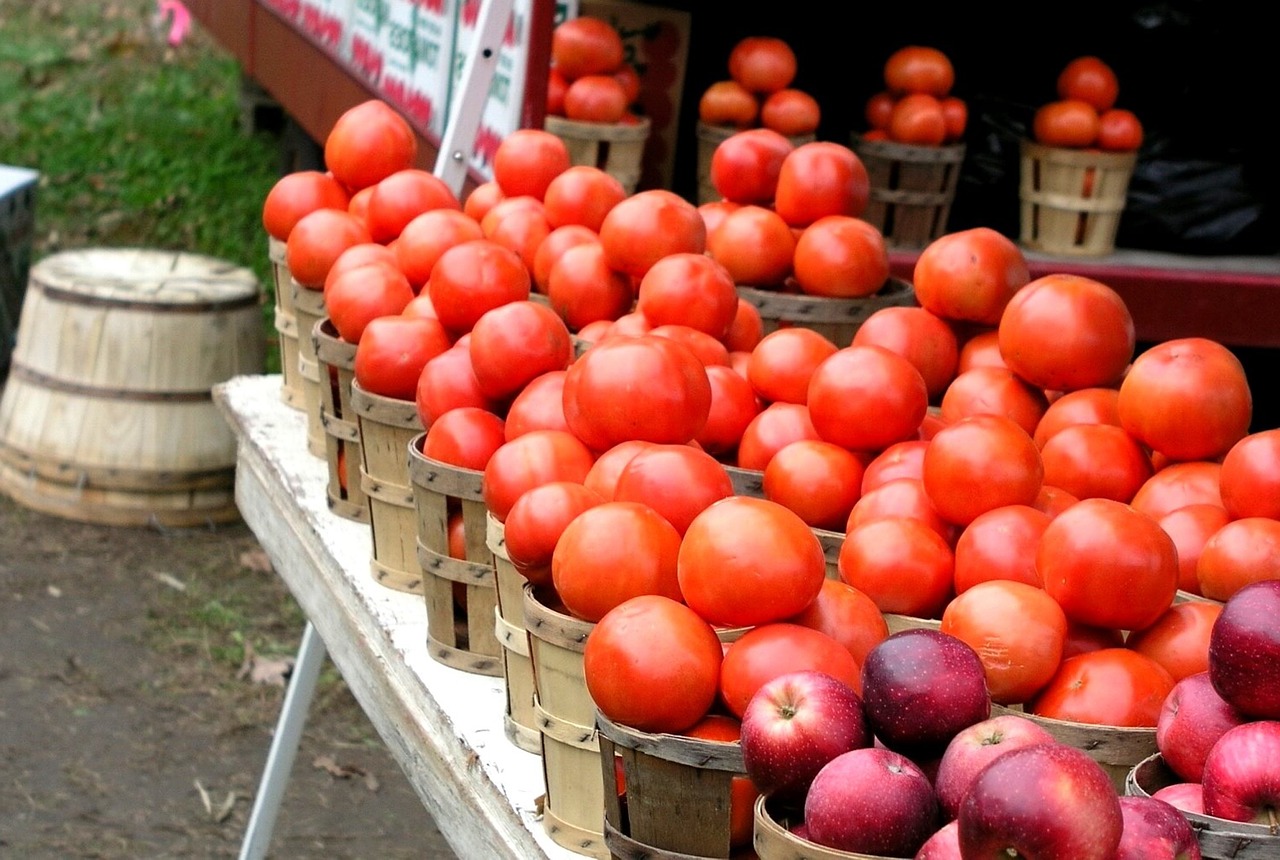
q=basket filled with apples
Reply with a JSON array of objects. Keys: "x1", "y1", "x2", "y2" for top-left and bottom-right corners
[
  {"x1": 851, "y1": 46, "x2": 968, "y2": 249},
  {"x1": 1019, "y1": 55, "x2": 1144, "y2": 256}
]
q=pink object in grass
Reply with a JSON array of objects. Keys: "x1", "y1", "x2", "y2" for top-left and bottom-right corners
[{"x1": 156, "y1": 0, "x2": 191, "y2": 47}]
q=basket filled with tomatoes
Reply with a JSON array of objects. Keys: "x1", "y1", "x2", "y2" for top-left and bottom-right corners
[
  {"x1": 695, "y1": 35, "x2": 820, "y2": 205},
  {"x1": 1019, "y1": 55, "x2": 1144, "y2": 256},
  {"x1": 484, "y1": 513, "x2": 543, "y2": 753},
  {"x1": 544, "y1": 16, "x2": 652, "y2": 195},
  {"x1": 312, "y1": 316, "x2": 368, "y2": 523},
  {"x1": 852, "y1": 46, "x2": 968, "y2": 249}
]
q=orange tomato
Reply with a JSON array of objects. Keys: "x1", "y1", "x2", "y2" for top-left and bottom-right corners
[
  {"x1": 922, "y1": 414, "x2": 1044, "y2": 528},
  {"x1": 763, "y1": 439, "x2": 866, "y2": 530},
  {"x1": 323, "y1": 99, "x2": 418, "y2": 192},
  {"x1": 638, "y1": 251, "x2": 739, "y2": 339},
  {"x1": 786, "y1": 578, "x2": 890, "y2": 668},
  {"x1": 1130, "y1": 460, "x2": 1224, "y2": 522},
  {"x1": 1219, "y1": 429, "x2": 1280, "y2": 520},
  {"x1": 699, "y1": 80, "x2": 760, "y2": 128},
  {"x1": 261, "y1": 170, "x2": 351, "y2": 241},
  {"x1": 1056, "y1": 56, "x2": 1119, "y2": 112},
  {"x1": 852, "y1": 306, "x2": 959, "y2": 401},
  {"x1": 952, "y1": 504, "x2": 1051, "y2": 594},
  {"x1": 912, "y1": 227, "x2": 1029, "y2": 326},
  {"x1": 707, "y1": 205, "x2": 797, "y2": 289},
  {"x1": 760, "y1": 88, "x2": 822, "y2": 137},
  {"x1": 807, "y1": 345, "x2": 929, "y2": 453},
  {"x1": 735, "y1": 402, "x2": 821, "y2": 472},
  {"x1": 1033, "y1": 387, "x2": 1121, "y2": 449},
  {"x1": 1096, "y1": 108, "x2": 1144, "y2": 152},
  {"x1": 838, "y1": 516, "x2": 955, "y2": 619},
  {"x1": 791, "y1": 215, "x2": 888, "y2": 298},
  {"x1": 1039, "y1": 423, "x2": 1153, "y2": 504},
  {"x1": 1032, "y1": 99, "x2": 1100, "y2": 148},
  {"x1": 888, "y1": 93, "x2": 947, "y2": 146},
  {"x1": 491, "y1": 128, "x2": 571, "y2": 201},
  {"x1": 883, "y1": 45, "x2": 955, "y2": 97},
  {"x1": 542, "y1": 164, "x2": 626, "y2": 232},
  {"x1": 728, "y1": 36, "x2": 797, "y2": 94},
  {"x1": 284, "y1": 207, "x2": 372, "y2": 288},
  {"x1": 563, "y1": 74, "x2": 629, "y2": 122},
  {"x1": 1157, "y1": 503, "x2": 1231, "y2": 595},
  {"x1": 598, "y1": 189, "x2": 707, "y2": 280},
  {"x1": 1028, "y1": 648, "x2": 1175, "y2": 728},
  {"x1": 1196, "y1": 516, "x2": 1280, "y2": 602},
  {"x1": 551, "y1": 16, "x2": 624, "y2": 80},
  {"x1": 864, "y1": 91, "x2": 896, "y2": 131},
  {"x1": 938, "y1": 367, "x2": 1049, "y2": 438},
  {"x1": 1127, "y1": 600, "x2": 1222, "y2": 682}
]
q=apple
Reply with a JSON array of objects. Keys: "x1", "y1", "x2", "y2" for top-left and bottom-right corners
[
  {"x1": 915, "y1": 820, "x2": 962, "y2": 859},
  {"x1": 1200, "y1": 719, "x2": 1280, "y2": 828},
  {"x1": 861, "y1": 628, "x2": 992, "y2": 760},
  {"x1": 804, "y1": 746, "x2": 939, "y2": 857},
  {"x1": 933, "y1": 713, "x2": 1057, "y2": 820},
  {"x1": 1208, "y1": 578, "x2": 1280, "y2": 718},
  {"x1": 958, "y1": 742, "x2": 1123, "y2": 859},
  {"x1": 1156, "y1": 671, "x2": 1248, "y2": 783},
  {"x1": 1115, "y1": 795, "x2": 1202, "y2": 859},
  {"x1": 739, "y1": 669, "x2": 870, "y2": 800},
  {"x1": 1152, "y1": 782, "x2": 1205, "y2": 815}
]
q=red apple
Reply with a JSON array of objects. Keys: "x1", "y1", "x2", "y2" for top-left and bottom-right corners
[
  {"x1": 1156, "y1": 671, "x2": 1248, "y2": 783},
  {"x1": 1152, "y1": 782, "x2": 1205, "y2": 815},
  {"x1": 958, "y1": 742, "x2": 1123, "y2": 860},
  {"x1": 861, "y1": 628, "x2": 992, "y2": 760},
  {"x1": 1200, "y1": 719, "x2": 1280, "y2": 827},
  {"x1": 1116, "y1": 795, "x2": 1202, "y2": 859},
  {"x1": 915, "y1": 820, "x2": 962, "y2": 859},
  {"x1": 1208, "y1": 578, "x2": 1280, "y2": 719},
  {"x1": 739, "y1": 669, "x2": 870, "y2": 800},
  {"x1": 933, "y1": 713, "x2": 1057, "y2": 820},
  {"x1": 804, "y1": 746, "x2": 939, "y2": 857}
]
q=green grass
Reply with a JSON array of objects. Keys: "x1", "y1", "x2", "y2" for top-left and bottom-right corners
[{"x1": 0, "y1": 0, "x2": 284, "y2": 370}]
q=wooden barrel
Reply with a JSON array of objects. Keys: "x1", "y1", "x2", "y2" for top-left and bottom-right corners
[
  {"x1": 0, "y1": 248, "x2": 264, "y2": 526},
  {"x1": 736, "y1": 278, "x2": 916, "y2": 345},
  {"x1": 486, "y1": 512, "x2": 542, "y2": 754},
  {"x1": 267, "y1": 235, "x2": 304, "y2": 409},
  {"x1": 312, "y1": 316, "x2": 367, "y2": 522},
  {"x1": 291, "y1": 278, "x2": 327, "y2": 457}
]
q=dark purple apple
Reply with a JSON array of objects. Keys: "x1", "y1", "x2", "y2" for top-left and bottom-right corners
[
  {"x1": 739, "y1": 669, "x2": 869, "y2": 800},
  {"x1": 1152, "y1": 782, "x2": 1205, "y2": 816},
  {"x1": 1208, "y1": 578, "x2": 1280, "y2": 719},
  {"x1": 1156, "y1": 671, "x2": 1248, "y2": 783},
  {"x1": 915, "y1": 820, "x2": 962, "y2": 859},
  {"x1": 933, "y1": 713, "x2": 1056, "y2": 820},
  {"x1": 958, "y1": 742, "x2": 1123, "y2": 860},
  {"x1": 1116, "y1": 795, "x2": 1202, "y2": 860},
  {"x1": 1201, "y1": 720, "x2": 1280, "y2": 829},
  {"x1": 803, "y1": 746, "x2": 938, "y2": 857},
  {"x1": 860, "y1": 628, "x2": 991, "y2": 760}
]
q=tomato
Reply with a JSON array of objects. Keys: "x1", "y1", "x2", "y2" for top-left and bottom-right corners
[
  {"x1": 394, "y1": 208, "x2": 485, "y2": 291},
  {"x1": 546, "y1": 241, "x2": 634, "y2": 331},
  {"x1": 563, "y1": 74, "x2": 629, "y2": 123},
  {"x1": 323, "y1": 242, "x2": 402, "y2": 299},
  {"x1": 1096, "y1": 108, "x2": 1143, "y2": 152},
  {"x1": 697, "y1": 200, "x2": 741, "y2": 240},
  {"x1": 997, "y1": 273, "x2": 1134, "y2": 392},
  {"x1": 420, "y1": 405, "x2": 506, "y2": 471},
  {"x1": 746, "y1": 327, "x2": 839, "y2": 406},
  {"x1": 952, "y1": 503, "x2": 1051, "y2": 594},
  {"x1": 718, "y1": 622, "x2": 862, "y2": 717},
  {"x1": 887, "y1": 93, "x2": 947, "y2": 146},
  {"x1": 467, "y1": 301, "x2": 573, "y2": 402},
  {"x1": 414, "y1": 342, "x2": 501, "y2": 426},
  {"x1": 427, "y1": 239, "x2": 531, "y2": 336},
  {"x1": 1117, "y1": 338, "x2": 1253, "y2": 462},
  {"x1": 1056, "y1": 56, "x2": 1119, "y2": 112},
  {"x1": 760, "y1": 88, "x2": 821, "y2": 137},
  {"x1": 1037, "y1": 423, "x2": 1152, "y2": 504},
  {"x1": 938, "y1": 366, "x2": 1049, "y2": 437},
  {"x1": 1127, "y1": 601, "x2": 1222, "y2": 682},
  {"x1": 912, "y1": 228, "x2": 1029, "y2": 326},
  {"x1": 862, "y1": 92, "x2": 895, "y2": 131},
  {"x1": 353, "y1": 315, "x2": 452, "y2": 400},
  {"x1": 940, "y1": 96, "x2": 968, "y2": 143},
  {"x1": 808, "y1": 345, "x2": 928, "y2": 452},
  {"x1": 648, "y1": 324, "x2": 730, "y2": 368},
  {"x1": 462, "y1": 179, "x2": 504, "y2": 223},
  {"x1": 612, "y1": 443, "x2": 734, "y2": 536},
  {"x1": 1157, "y1": 503, "x2": 1231, "y2": 595},
  {"x1": 479, "y1": 194, "x2": 544, "y2": 240},
  {"x1": 501, "y1": 369, "x2": 568, "y2": 440},
  {"x1": 491, "y1": 128, "x2": 571, "y2": 201},
  {"x1": 1196, "y1": 516, "x2": 1280, "y2": 602},
  {"x1": 481, "y1": 429, "x2": 596, "y2": 523},
  {"x1": 763, "y1": 439, "x2": 865, "y2": 530},
  {"x1": 542, "y1": 165, "x2": 625, "y2": 233},
  {"x1": 1130, "y1": 460, "x2": 1223, "y2": 521},
  {"x1": 710, "y1": 128, "x2": 794, "y2": 205},
  {"x1": 532, "y1": 224, "x2": 598, "y2": 294},
  {"x1": 613, "y1": 62, "x2": 640, "y2": 105},
  {"x1": 1032, "y1": 387, "x2": 1121, "y2": 449},
  {"x1": 791, "y1": 215, "x2": 888, "y2": 299},
  {"x1": 636, "y1": 252, "x2": 738, "y2": 339},
  {"x1": 735, "y1": 402, "x2": 820, "y2": 471},
  {"x1": 1027, "y1": 648, "x2": 1175, "y2": 728},
  {"x1": 503, "y1": 481, "x2": 605, "y2": 586},
  {"x1": 284, "y1": 207, "x2": 372, "y2": 288},
  {"x1": 364, "y1": 168, "x2": 461, "y2": 244},
  {"x1": 598, "y1": 189, "x2": 706, "y2": 280},
  {"x1": 551, "y1": 15, "x2": 624, "y2": 80},
  {"x1": 728, "y1": 36, "x2": 797, "y2": 94},
  {"x1": 1220, "y1": 429, "x2": 1280, "y2": 519},
  {"x1": 883, "y1": 45, "x2": 954, "y2": 97},
  {"x1": 1033, "y1": 99, "x2": 1100, "y2": 148},
  {"x1": 698, "y1": 80, "x2": 760, "y2": 129},
  {"x1": 485, "y1": 199, "x2": 552, "y2": 277},
  {"x1": 582, "y1": 439, "x2": 652, "y2": 499},
  {"x1": 678, "y1": 496, "x2": 826, "y2": 628},
  {"x1": 956, "y1": 328, "x2": 1007, "y2": 373},
  {"x1": 838, "y1": 516, "x2": 954, "y2": 619},
  {"x1": 262, "y1": 170, "x2": 351, "y2": 241},
  {"x1": 563, "y1": 334, "x2": 711, "y2": 451},
  {"x1": 324, "y1": 262, "x2": 415, "y2": 344},
  {"x1": 696, "y1": 365, "x2": 762, "y2": 456},
  {"x1": 583, "y1": 595, "x2": 724, "y2": 734},
  {"x1": 706, "y1": 205, "x2": 796, "y2": 289},
  {"x1": 847, "y1": 477, "x2": 954, "y2": 544},
  {"x1": 773, "y1": 142, "x2": 871, "y2": 228},
  {"x1": 681, "y1": 715, "x2": 759, "y2": 849},
  {"x1": 861, "y1": 440, "x2": 928, "y2": 494},
  {"x1": 923, "y1": 413, "x2": 1043, "y2": 527},
  {"x1": 1037, "y1": 497, "x2": 1179, "y2": 631},
  {"x1": 723, "y1": 298, "x2": 765, "y2": 354},
  {"x1": 545, "y1": 66, "x2": 569, "y2": 117},
  {"x1": 323, "y1": 99, "x2": 418, "y2": 192},
  {"x1": 940, "y1": 579, "x2": 1068, "y2": 704},
  {"x1": 852, "y1": 306, "x2": 958, "y2": 401},
  {"x1": 1061, "y1": 622, "x2": 1126, "y2": 660},
  {"x1": 788, "y1": 580, "x2": 887, "y2": 668}
]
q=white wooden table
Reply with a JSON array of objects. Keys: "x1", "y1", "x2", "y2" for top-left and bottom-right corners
[{"x1": 215, "y1": 373, "x2": 580, "y2": 860}]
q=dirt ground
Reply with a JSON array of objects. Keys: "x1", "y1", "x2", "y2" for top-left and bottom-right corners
[{"x1": 0, "y1": 477, "x2": 457, "y2": 858}]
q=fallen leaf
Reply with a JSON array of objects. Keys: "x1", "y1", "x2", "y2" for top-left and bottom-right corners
[
  {"x1": 151, "y1": 572, "x2": 187, "y2": 592},
  {"x1": 194, "y1": 779, "x2": 212, "y2": 816},
  {"x1": 47, "y1": 585, "x2": 62, "y2": 598},
  {"x1": 313, "y1": 755, "x2": 379, "y2": 791},
  {"x1": 236, "y1": 641, "x2": 294, "y2": 687},
  {"x1": 215, "y1": 790, "x2": 239, "y2": 823},
  {"x1": 238, "y1": 548, "x2": 274, "y2": 574}
]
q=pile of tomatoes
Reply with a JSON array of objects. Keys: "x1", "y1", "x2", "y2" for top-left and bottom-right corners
[
  {"x1": 544, "y1": 16, "x2": 643, "y2": 125},
  {"x1": 861, "y1": 45, "x2": 967, "y2": 147},
  {"x1": 1032, "y1": 55, "x2": 1144, "y2": 152},
  {"x1": 697, "y1": 35, "x2": 821, "y2": 139}
]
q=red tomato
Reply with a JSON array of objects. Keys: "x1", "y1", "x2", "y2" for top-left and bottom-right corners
[
  {"x1": 503, "y1": 481, "x2": 605, "y2": 586},
  {"x1": 323, "y1": 242, "x2": 400, "y2": 295},
  {"x1": 503, "y1": 369, "x2": 569, "y2": 440},
  {"x1": 940, "y1": 579, "x2": 1068, "y2": 704},
  {"x1": 542, "y1": 165, "x2": 626, "y2": 233},
  {"x1": 1056, "y1": 56, "x2": 1119, "y2": 112},
  {"x1": 353, "y1": 315, "x2": 452, "y2": 400},
  {"x1": 791, "y1": 215, "x2": 889, "y2": 298},
  {"x1": 612, "y1": 444, "x2": 735, "y2": 535},
  {"x1": 637, "y1": 252, "x2": 739, "y2": 339},
  {"x1": 883, "y1": 45, "x2": 955, "y2": 97},
  {"x1": 1033, "y1": 387, "x2": 1122, "y2": 449},
  {"x1": 847, "y1": 477, "x2": 954, "y2": 544},
  {"x1": 940, "y1": 96, "x2": 968, "y2": 142},
  {"x1": 710, "y1": 129, "x2": 794, "y2": 206},
  {"x1": 1117, "y1": 338, "x2": 1253, "y2": 462},
  {"x1": 583, "y1": 595, "x2": 724, "y2": 734},
  {"x1": 1196, "y1": 516, "x2": 1280, "y2": 602},
  {"x1": 697, "y1": 365, "x2": 762, "y2": 456},
  {"x1": 466, "y1": 301, "x2": 572, "y2": 402},
  {"x1": 728, "y1": 36, "x2": 797, "y2": 94},
  {"x1": 706, "y1": 205, "x2": 797, "y2": 289},
  {"x1": 1039, "y1": 423, "x2": 1153, "y2": 503},
  {"x1": 485, "y1": 199, "x2": 552, "y2": 277},
  {"x1": 394, "y1": 208, "x2": 485, "y2": 291},
  {"x1": 262, "y1": 170, "x2": 351, "y2": 241},
  {"x1": 1219, "y1": 429, "x2": 1280, "y2": 520},
  {"x1": 956, "y1": 328, "x2": 1007, "y2": 373},
  {"x1": 414, "y1": 342, "x2": 501, "y2": 426},
  {"x1": 552, "y1": 15, "x2": 624, "y2": 79},
  {"x1": 678, "y1": 496, "x2": 826, "y2": 627},
  {"x1": 746, "y1": 327, "x2": 839, "y2": 405},
  {"x1": 364, "y1": 168, "x2": 461, "y2": 244},
  {"x1": 598, "y1": 189, "x2": 706, "y2": 281},
  {"x1": 923, "y1": 413, "x2": 1044, "y2": 527},
  {"x1": 1037, "y1": 497, "x2": 1179, "y2": 631},
  {"x1": 912, "y1": 227, "x2": 1029, "y2": 326},
  {"x1": 760, "y1": 88, "x2": 821, "y2": 137},
  {"x1": 773, "y1": 142, "x2": 871, "y2": 228},
  {"x1": 697, "y1": 199, "x2": 742, "y2": 240},
  {"x1": 532, "y1": 224, "x2": 598, "y2": 294},
  {"x1": 481, "y1": 429, "x2": 596, "y2": 523},
  {"x1": 1027, "y1": 648, "x2": 1175, "y2": 728},
  {"x1": 284, "y1": 208, "x2": 372, "y2": 288},
  {"x1": 938, "y1": 366, "x2": 1050, "y2": 437},
  {"x1": 491, "y1": 128, "x2": 571, "y2": 201},
  {"x1": 545, "y1": 67, "x2": 569, "y2": 117},
  {"x1": 420, "y1": 406, "x2": 506, "y2": 472},
  {"x1": 324, "y1": 262, "x2": 415, "y2": 344},
  {"x1": 698, "y1": 80, "x2": 760, "y2": 129},
  {"x1": 546, "y1": 241, "x2": 634, "y2": 331},
  {"x1": 861, "y1": 440, "x2": 929, "y2": 494},
  {"x1": 718, "y1": 622, "x2": 862, "y2": 717},
  {"x1": 763, "y1": 439, "x2": 865, "y2": 530},
  {"x1": 1033, "y1": 99, "x2": 1101, "y2": 148},
  {"x1": 613, "y1": 63, "x2": 640, "y2": 105},
  {"x1": 997, "y1": 274, "x2": 1135, "y2": 392},
  {"x1": 864, "y1": 91, "x2": 896, "y2": 130},
  {"x1": 1126, "y1": 601, "x2": 1222, "y2": 682},
  {"x1": 462, "y1": 180, "x2": 504, "y2": 223},
  {"x1": 427, "y1": 239, "x2": 531, "y2": 336},
  {"x1": 952, "y1": 503, "x2": 1051, "y2": 594},
  {"x1": 787, "y1": 578, "x2": 889, "y2": 668},
  {"x1": 1157, "y1": 503, "x2": 1231, "y2": 595},
  {"x1": 853, "y1": 306, "x2": 959, "y2": 401},
  {"x1": 807, "y1": 345, "x2": 929, "y2": 452},
  {"x1": 838, "y1": 516, "x2": 955, "y2": 619},
  {"x1": 887, "y1": 93, "x2": 947, "y2": 146},
  {"x1": 1130, "y1": 460, "x2": 1223, "y2": 521},
  {"x1": 735, "y1": 402, "x2": 821, "y2": 471},
  {"x1": 723, "y1": 298, "x2": 765, "y2": 354},
  {"x1": 583, "y1": 440, "x2": 652, "y2": 500},
  {"x1": 648, "y1": 324, "x2": 730, "y2": 369},
  {"x1": 323, "y1": 99, "x2": 418, "y2": 192},
  {"x1": 1096, "y1": 108, "x2": 1144, "y2": 152},
  {"x1": 563, "y1": 74, "x2": 629, "y2": 123}
]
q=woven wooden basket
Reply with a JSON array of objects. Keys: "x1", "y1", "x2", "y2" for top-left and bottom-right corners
[
  {"x1": 545, "y1": 115, "x2": 651, "y2": 196},
  {"x1": 291, "y1": 279, "x2": 328, "y2": 457},
  {"x1": 1019, "y1": 139, "x2": 1137, "y2": 256},
  {"x1": 267, "y1": 235, "x2": 304, "y2": 410},
  {"x1": 851, "y1": 135, "x2": 965, "y2": 249},
  {"x1": 736, "y1": 278, "x2": 916, "y2": 345},
  {"x1": 312, "y1": 317, "x2": 367, "y2": 523},
  {"x1": 485, "y1": 512, "x2": 542, "y2": 754}
]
